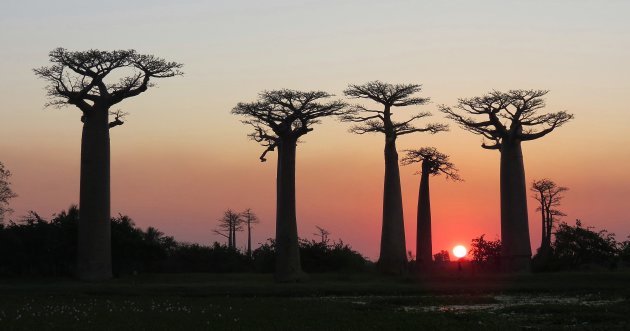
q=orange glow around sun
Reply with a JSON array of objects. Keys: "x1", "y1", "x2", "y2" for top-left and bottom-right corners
[{"x1": 453, "y1": 245, "x2": 467, "y2": 259}]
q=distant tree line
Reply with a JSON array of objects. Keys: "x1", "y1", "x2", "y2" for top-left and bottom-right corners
[
  {"x1": 0, "y1": 206, "x2": 368, "y2": 277},
  {"x1": 469, "y1": 219, "x2": 630, "y2": 272}
]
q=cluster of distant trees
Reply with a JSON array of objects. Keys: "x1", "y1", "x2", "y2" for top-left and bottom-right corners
[
  {"x1": 0, "y1": 206, "x2": 368, "y2": 277},
  {"x1": 467, "y1": 220, "x2": 630, "y2": 272}
]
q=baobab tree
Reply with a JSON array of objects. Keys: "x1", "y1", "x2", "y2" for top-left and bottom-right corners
[
  {"x1": 440, "y1": 89, "x2": 573, "y2": 271},
  {"x1": 241, "y1": 208, "x2": 260, "y2": 258},
  {"x1": 531, "y1": 179, "x2": 568, "y2": 258},
  {"x1": 213, "y1": 209, "x2": 244, "y2": 249},
  {"x1": 342, "y1": 81, "x2": 448, "y2": 273},
  {"x1": 232, "y1": 89, "x2": 347, "y2": 282},
  {"x1": 401, "y1": 147, "x2": 461, "y2": 271},
  {"x1": 34, "y1": 48, "x2": 182, "y2": 280},
  {"x1": 0, "y1": 162, "x2": 18, "y2": 222}
]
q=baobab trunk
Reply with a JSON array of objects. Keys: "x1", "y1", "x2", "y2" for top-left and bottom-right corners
[
  {"x1": 378, "y1": 135, "x2": 407, "y2": 273},
  {"x1": 416, "y1": 162, "x2": 432, "y2": 271},
  {"x1": 499, "y1": 140, "x2": 532, "y2": 272},
  {"x1": 274, "y1": 138, "x2": 304, "y2": 281},
  {"x1": 77, "y1": 107, "x2": 112, "y2": 281}
]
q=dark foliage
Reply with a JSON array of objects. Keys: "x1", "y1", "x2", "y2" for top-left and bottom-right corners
[
  {"x1": 433, "y1": 250, "x2": 450, "y2": 263},
  {"x1": 470, "y1": 235, "x2": 502, "y2": 271},
  {"x1": 0, "y1": 207, "x2": 368, "y2": 277},
  {"x1": 541, "y1": 220, "x2": 619, "y2": 271},
  {"x1": 252, "y1": 239, "x2": 369, "y2": 273}
]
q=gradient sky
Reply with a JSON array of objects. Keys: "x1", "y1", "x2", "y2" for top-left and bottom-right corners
[{"x1": 1, "y1": 0, "x2": 629, "y2": 260}]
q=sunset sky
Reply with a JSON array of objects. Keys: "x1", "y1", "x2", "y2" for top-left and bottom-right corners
[{"x1": 1, "y1": 0, "x2": 629, "y2": 260}]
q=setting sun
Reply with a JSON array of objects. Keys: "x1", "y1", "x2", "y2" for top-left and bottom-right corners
[{"x1": 453, "y1": 245, "x2": 467, "y2": 259}]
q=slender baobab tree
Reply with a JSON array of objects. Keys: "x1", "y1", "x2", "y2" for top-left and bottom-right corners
[
  {"x1": 241, "y1": 208, "x2": 260, "y2": 258},
  {"x1": 531, "y1": 179, "x2": 568, "y2": 258},
  {"x1": 0, "y1": 162, "x2": 18, "y2": 222},
  {"x1": 440, "y1": 89, "x2": 573, "y2": 271},
  {"x1": 213, "y1": 209, "x2": 243, "y2": 249},
  {"x1": 342, "y1": 81, "x2": 448, "y2": 273},
  {"x1": 401, "y1": 147, "x2": 461, "y2": 271},
  {"x1": 313, "y1": 225, "x2": 331, "y2": 244},
  {"x1": 232, "y1": 89, "x2": 347, "y2": 282},
  {"x1": 34, "y1": 48, "x2": 183, "y2": 280}
]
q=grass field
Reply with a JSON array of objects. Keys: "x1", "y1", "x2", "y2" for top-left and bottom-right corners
[{"x1": 1, "y1": 272, "x2": 630, "y2": 330}]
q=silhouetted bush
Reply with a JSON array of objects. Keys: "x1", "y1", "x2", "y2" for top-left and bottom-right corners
[
  {"x1": 251, "y1": 238, "x2": 369, "y2": 273},
  {"x1": 0, "y1": 208, "x2": 78, "y2": 276},
  {"x1": 470, "y1": 235, "x2": 502, "y2": 271},
  {"x1": 433, "y1": 250, "x2": 450, "y2": 263},
  {"x1": 161, "y1": 243, "x2": 250, "y2": 273},
  {"x1": 545, "y1": 220, "x2": 619, "y2": 270},
  {"x1": 0, "y1": 207, "x2": 369, "y2": 277}
]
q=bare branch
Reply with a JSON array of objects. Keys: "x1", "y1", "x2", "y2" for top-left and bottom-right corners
[{"x1": 108, "y1": 110, "x2": 128, "y2": 129}]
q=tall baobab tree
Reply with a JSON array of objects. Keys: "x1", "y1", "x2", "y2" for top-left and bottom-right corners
[
  {"x1": 342, "y1": 81, "x2": 448, "y2": 273},
  {"x1": 401, "y1": 147, "x2": 461, "y2": 271},
  {"x1": 213, "y1": 209, "x2": 244, "y2": 249},
  {"x1": 232, "y1": 89, "x2": 347, "y2": 282},
  {"x1": 531, "y1": 179, "x2": 568, "y2": 258},
  {"x1": 440, "y1": 89, "x2": 573, "y2": 271},
  {"x1": 0, "y1": 161, "x2": 18, "y2": 222},
  {"x1": 34, "y1": 48, "x2": 183, "y2": 280},
  {"x1": 241, "y1": 208, "x2": 260, "y2": 258}
]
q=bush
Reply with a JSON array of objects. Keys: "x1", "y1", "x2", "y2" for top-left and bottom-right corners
[
  {"x1": 470, "y1": 235, "x2": 501, "y2": 270},
  {"x1": 547, "y1": 220, "x2": 619, "y2": 270},
  {"x1": 251, "y1": 238, "x2": 369, "y2": 273}
]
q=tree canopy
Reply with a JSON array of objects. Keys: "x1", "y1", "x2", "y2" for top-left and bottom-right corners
[
  {"x1": 231, "y1": 89, "x2": 347, "y2": 161},
  {"x1": 439, "y1": 89, "x2": 573, "y2": 149},
  {"x1": 33, "y1": 48, "x2": 183, "y2": 112},
  {"x1": 401, "y1": 147, "x2": 461, "y2": 181},
  {"x1": 341, "y1": 81, "x2": 448, "y2": 136}
]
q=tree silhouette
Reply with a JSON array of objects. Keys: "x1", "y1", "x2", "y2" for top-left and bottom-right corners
[
  {"x1": 401, "y1": 147, "x2": 460, "y2": 270},
  {"x1": 0, "y1": 162, "x2": 17, "y2": 222},
  {"x1": 342, "y1": 81, "x2": 448, "y2": 273},
  {"x1": 213, "y1": 209, "x2": 243, "y2": 249},
  {"x1": 232, "y1": 89, "x2": 347, "y2": 282},
  {"x1": 34, "y1": 48, "x2": 182, "y2": 280},
  {"x1": 531, "y1": 179, "x2": 568, "y2": 259},
  {"x1": 433, "y1": 250, "x2": 450, "y2": 263},
  {"x1": 313, "y1": 225, "x2": 331, "y2": 244},
  {"x1": 240, "y1": 208, "x2": 260, "y2": 258},
  {"x1": 470, "y1": 235, "x2": 502, "y2": 270},
  {"x1": 440, "y1": 89, "x2": 573, "y2": 271}
]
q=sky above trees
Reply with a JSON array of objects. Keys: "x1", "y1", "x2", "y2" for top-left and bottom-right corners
[{"x1": 1, "y1": 0, "x2": 629, "y2": 259}]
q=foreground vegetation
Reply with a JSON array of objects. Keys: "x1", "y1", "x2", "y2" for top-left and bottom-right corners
[{"x1": 1, "y1": 272, "x2": 630, "y2": 330}]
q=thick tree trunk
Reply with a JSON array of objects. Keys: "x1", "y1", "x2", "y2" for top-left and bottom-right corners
[
  {"x1": 77, "y1": 107, "x2": 112, "y2": 281},
  {"x1": 378, "y1": 135, "x2": 407, "y2": 273},
  {"x1": 274, "y1": 138, "x2": 304, "y2": 282},
  {"x1": 415, "y1": 163, "x2": 432, "y2": 271},
  {"x1": 499, "y1": 140, "x2": 532, "y2": 272}
]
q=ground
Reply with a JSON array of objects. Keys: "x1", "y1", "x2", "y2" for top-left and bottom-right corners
[{"x1": 1, "y1": 272, "x2": 629, "y2": 330}]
